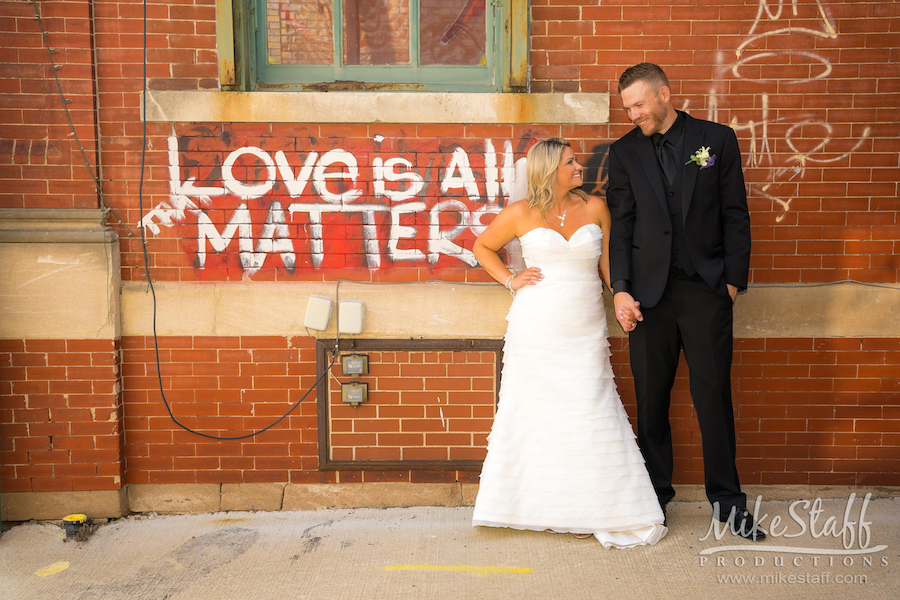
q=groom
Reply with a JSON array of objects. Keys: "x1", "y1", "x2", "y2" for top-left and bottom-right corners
[{"x1": 605, "y1": 63, "x2": 764, "y2": 540}]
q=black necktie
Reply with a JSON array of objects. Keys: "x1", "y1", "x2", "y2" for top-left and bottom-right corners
[{"x1": 655, "y1": 135, "x2": 676, "y2": 185}]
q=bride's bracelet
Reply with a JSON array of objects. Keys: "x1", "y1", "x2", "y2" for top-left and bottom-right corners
[{"x1": 504, "y1": 272, "x2": 516, "y2": 297}]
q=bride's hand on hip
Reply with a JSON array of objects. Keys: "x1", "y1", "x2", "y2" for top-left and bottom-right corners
[{"x1": 511, "y1": 267, "x2": 543, "y2": 291}]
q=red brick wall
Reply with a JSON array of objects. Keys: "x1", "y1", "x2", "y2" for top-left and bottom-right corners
[
  {"x1": 0, "y1": 0, "x2": 102, "y2": 209},
  {"x1": 2, "y1": 1, "x2": 899, "y2": 495},
  {"x1": 0, "y1": 339, "x2": 123, "y2": 492},
  {"x1": 5, "y1": 2, "x2": 896, "y2": 283},
  {"x1": 131, "y1": 121, "x2": 899, "y2": 285},
  {"x1": 611, "y1": 338, "x2": 900, "y2": 487},
  {"x1": 538, "y1": 0, "x2": 900, "y2": 285},
  {"x1": 328, "y1": 349, "x2": 496, "y2": 464},
  {"x1": 121, "y1": 335, "x2": 319, "y2": 485},
  {"x1": 120, "y1": 335, "x2": 492, "y2": 485},
  {"x1": 20, "y1": 334, "x2": 877, "y2": 487}
]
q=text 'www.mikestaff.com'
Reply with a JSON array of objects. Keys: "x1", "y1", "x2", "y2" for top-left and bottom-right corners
[{"x1": 716, "y1": 572, "x2": 868, "y2": 585}]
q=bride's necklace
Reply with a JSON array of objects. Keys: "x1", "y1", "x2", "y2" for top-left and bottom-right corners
[
  {"x1": 551, "y1": 192, "x2": 573, "y2": 227},
  {"x1": 551, "y1": 206, "x2": 567, "y2": 227}
]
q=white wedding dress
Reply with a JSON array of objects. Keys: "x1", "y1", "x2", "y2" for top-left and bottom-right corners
[{"x1": 472, "y1": 223, "x2": 667, "y2": 549}]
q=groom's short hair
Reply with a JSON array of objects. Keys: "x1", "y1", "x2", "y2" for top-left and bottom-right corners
[{"x1": 618, "y1": 63, "x2": 670, "y2": 93}]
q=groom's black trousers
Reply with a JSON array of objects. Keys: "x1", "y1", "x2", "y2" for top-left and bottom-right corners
[{"x1": 628, "y1": 267, "x2": 746, "y2": 515}]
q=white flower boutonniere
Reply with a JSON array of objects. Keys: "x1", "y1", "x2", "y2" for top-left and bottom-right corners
[{"x1": 686, "y1": 146, "x2": 715, "y2": 168}]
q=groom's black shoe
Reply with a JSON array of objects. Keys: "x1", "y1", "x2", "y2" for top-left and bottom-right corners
[
  {"x1": 661, "y1": 504, "x2": 667, "y2": 527},
  {"x1": 729, "y1": 508, "x2": 766, "y2": 541}
]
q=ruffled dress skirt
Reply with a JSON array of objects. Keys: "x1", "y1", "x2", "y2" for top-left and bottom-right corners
[{"x1": 472, "y1": 224, "x2": 667, "y2": 549}]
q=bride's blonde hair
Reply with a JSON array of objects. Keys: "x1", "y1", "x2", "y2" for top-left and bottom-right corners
[{"x1": 525, "y1": 138, "x2": 588, "y2": 219}]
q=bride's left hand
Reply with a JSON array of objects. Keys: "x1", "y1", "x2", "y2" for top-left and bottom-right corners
[{"x1": 617, "y1": 305, "x2": 638, "y2": 332}]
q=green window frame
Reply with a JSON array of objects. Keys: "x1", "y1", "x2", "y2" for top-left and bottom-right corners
[{"x1": 227, "y1": 0, "x2": 527, "y2": 92}]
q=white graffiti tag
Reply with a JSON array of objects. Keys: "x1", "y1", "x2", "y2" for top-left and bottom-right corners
[
  {"x1": 733, "y1": 0, "x2": 838, "y2": 84},
  {"x1": 709, "y1": 0, "x2": 872, "y2": 222},
  {"x1": 140, "y1": 136, "x2": 518, "y2": 272}
]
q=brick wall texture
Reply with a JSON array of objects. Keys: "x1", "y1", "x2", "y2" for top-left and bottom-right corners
[
  {"x1": 0, "y1": 339, "x2": 124, "y2": 492},
  {"x1": 1, "y1": 1, "x2": 899, "y2": 493},
  {"x1": 327, "y1": 349, "x2": 497, "y2": 465}
]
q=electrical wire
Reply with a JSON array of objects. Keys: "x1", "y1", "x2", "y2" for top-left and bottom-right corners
[
  {"x1": 133, "y1": 0, "x2": 337, "y2": 440},
  {"x1": 31, "y1": 0, "x2": 137, "y2": 240}
]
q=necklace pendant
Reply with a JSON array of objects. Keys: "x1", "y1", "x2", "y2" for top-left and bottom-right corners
[{"x1": 554, "y1": 208, "x2": 567, "y2": 227}]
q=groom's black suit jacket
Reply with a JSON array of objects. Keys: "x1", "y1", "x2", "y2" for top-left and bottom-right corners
[{"x1": 606, "y1": 111, "x2": 751, "y2": 307}]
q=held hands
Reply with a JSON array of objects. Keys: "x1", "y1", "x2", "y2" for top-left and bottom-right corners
[{"x1": 613, "y1": 292, "x2": 642, "y2": 332}]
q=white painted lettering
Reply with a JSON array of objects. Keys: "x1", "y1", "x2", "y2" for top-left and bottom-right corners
[
  {"x1": 441, "y1": 147, "x2": 481, "y2": 201},
  {"x1": 313, "y1": 149, "x2": 362, "y2": 203},
  {"x1": 222, "y1": 146, "x2": 276, "y2": 199}
]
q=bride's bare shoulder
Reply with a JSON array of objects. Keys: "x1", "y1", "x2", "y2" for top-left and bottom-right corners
[{"x1": 584, "y1": 193, "x2": 610, "y2": 217}]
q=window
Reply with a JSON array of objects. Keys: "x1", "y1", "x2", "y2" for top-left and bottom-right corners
[{"x1": 228, "y1": 0, "x2": 527, "y2": 92}]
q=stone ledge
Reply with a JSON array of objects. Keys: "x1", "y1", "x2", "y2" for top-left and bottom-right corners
[
  {"x1": 669, "y1": 484, "x2": 900, "y2": 503},
  {"x1": 1, "y1": 489, "x2": 127, "y2": 521},
  {"x1": 221, "y1": 482, "x2": 287, "y2": 512},
  {"x1": 122, "y1": 482, "x2": 478, "y2": 515},
  {"x1": 120, "y1": 280, "x2": 900, "y2": 340},
  {"x1": 5, "y1": 484, "x2": 897, "y2": 522},
  {"x1": 281, "y1": 483, "x2": 477, "y2": 511},
  {"x1": 0, "y1": 208, "x2": 117, "y2": 244},
  {"x1": 126, "y1": 483, "x2": 221, "y2": 515},
  {"x1": 143, "y1": 90, "x2": 610, "y2": 125}
]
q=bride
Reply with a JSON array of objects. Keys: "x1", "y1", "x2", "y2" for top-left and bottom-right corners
[{"x1": 471, "y1": 138, "x2": 667, "y2": 548}]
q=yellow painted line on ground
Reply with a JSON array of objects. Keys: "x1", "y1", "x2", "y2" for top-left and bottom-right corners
[
  {"x1": 35, "y1": 561, "x2": 70, "y2": 577},
  {"x1": 384, "y1": 564, "x2": 531, "y2": 576}
]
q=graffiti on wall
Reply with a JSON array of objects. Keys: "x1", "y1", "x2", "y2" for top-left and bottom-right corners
[
  {"x1": 140, "y1": 136, "x2": 526, "y2": 274},
  {"x1": 714, "y1": 0, "x2": 871, "y2": 222},
  {"x1": 138, "y1": 0, "x2": 882, "y2": 275}
]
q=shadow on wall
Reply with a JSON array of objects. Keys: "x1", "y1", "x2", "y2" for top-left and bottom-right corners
[{"x1": 584, "y1": 142, "x2": 612, "y2": 198}]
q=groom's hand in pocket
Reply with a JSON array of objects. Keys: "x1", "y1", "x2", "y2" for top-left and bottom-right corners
[{"x1": 727, "y1": 284, "x2": 738, "y2": 303}]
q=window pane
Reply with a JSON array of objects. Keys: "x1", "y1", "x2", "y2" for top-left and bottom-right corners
[
  {"x1": 420, "y1": 0, "x2": 486, "y2": 66},
  {"x1": 267, "y1": 1, "x2": 334, "y2": 65},
  {"x1": 343, "y1": 0, "x2": 410, "y2": 66}
]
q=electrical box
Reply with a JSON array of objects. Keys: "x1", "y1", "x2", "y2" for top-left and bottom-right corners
[
  {"x1": 304, "y1": 295, "x2": 333, "y2": 331},
  {"x1": 338, "y1": 300, "x2": 365, "y2": 334},
  {"x1": 341, "y1": 353, "x2": 369, "y2": 376},
  {"x1": 341, "y1": 382, "x2": 368, "y2": 406}
]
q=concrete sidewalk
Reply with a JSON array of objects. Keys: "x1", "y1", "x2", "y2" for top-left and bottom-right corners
[{"x1": 1, "y1": 497, "x2": 898, "y2": 600}]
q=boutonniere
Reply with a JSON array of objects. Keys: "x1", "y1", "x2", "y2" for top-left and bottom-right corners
[{"x1": 686, "y1": 146, "x2": 716, "y2": 169}]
